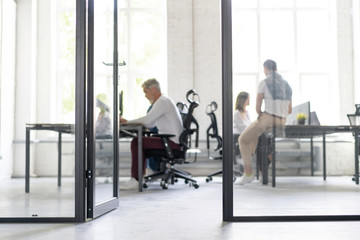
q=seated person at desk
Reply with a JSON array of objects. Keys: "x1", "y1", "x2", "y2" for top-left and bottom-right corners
[
  {"x1": 239, "y1": 59, "x2": 292, "y2": 185},
  {"x1": 233, "y1": 91, "x2": 251, "y2": 161},
  {"x1": 95, "y1": 96, "x2": 113, "y2": 139},
  {"x1": 119, "y1": 78, "x2": 183, "y2": 190},
  {"x1": 146, "y1": 104, "x2": 160, "y2": 172}
]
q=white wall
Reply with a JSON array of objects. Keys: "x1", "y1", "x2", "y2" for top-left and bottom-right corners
[
  {"x1": 0, "y1": 0, "x2": 16, "y2": 179},
  {"x1": 167, "y1": 0, "x2": 222, "y2": 139},
  {"x1": 337, "y1": 0, "x2": 355, "y2": 123},
  {"x1": 353, "y1": 0, "x2": 360, "y2": 104},
  {"x1": 167, "y1": 0, "x2": 194, "y2": 103}
]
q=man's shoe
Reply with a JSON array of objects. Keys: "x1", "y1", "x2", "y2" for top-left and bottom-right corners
[
  {"x1": 119, "y1": 177, "x2": 138, "y2": 190},
  {"x1": 238, "y1": 175, "x2": 254, "y2": 185}
]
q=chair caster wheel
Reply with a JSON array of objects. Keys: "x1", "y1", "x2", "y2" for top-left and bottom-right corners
[
  {"x1": 143, "y1": 183, "x2": 148, "y2": 189},
  {"x1": 162, "y1": 183, "x2": 168, "y2": 189},
  {"x1": 185, "y1": 180, "x2": 189, "y2": 184},
  {"x1": 193, "y1": 183, "x2": 199, "y2": 189},
  {"x1": 206, "y1": 177, "x2": 212, "y2": 182}
]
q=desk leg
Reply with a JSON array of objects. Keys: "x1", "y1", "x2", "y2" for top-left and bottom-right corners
[
  {"x1": 25, "y1": 128, "x2": 30, "y2": 193},
  {"x1": 323, "y1": 133, "x2": 326, "y2": 181},
  {"x1": 58, "y1": 132, "x2": 62, "y2": 187},
  {"x1": 138, "y1": 127, "x2": 143, "y2": 192},
  {"x1": 311, "y1": 137, "x2": 314, "y2": 176},
  {"x1": 272, "y1": 135, "x2": 276, "y2": 188},
  {"x1": 355, "y1": 130, "x2": 359, "y2": 185},
  {"x1": 261, "y1": 134, "x2": 268, "y2": 185}
]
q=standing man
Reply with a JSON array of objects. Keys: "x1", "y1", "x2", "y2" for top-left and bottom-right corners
[
  {"x1": 238, "y1": 59, "x2": 292, "y2": 185},
  {"x1": 119, "y1": 78, "x2": 183, "y2": 190}
]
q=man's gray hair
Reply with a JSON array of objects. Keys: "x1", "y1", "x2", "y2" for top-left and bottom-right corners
[{"x1": 141, "y1": 78, "x2": 161, "y2": 92}]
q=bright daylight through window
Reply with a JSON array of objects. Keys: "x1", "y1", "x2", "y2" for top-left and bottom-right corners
[
  {"x1": 232, "y1": 0, "x2": 338, "y2": 124},
  {"x1": 57, "y1": 0, "x2": 166, "y2": 122}
]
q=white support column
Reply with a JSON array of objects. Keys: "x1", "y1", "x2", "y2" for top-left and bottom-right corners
[
  {"x1": 13, "y1": 0, "x2": 38, "y2": 177},
  {"x1": 32, "y1": 0, "x2": 59, "y2": 176},
  {"x1": 0, "y1": 0, "x2": 17, "y2": 179},
  {"x1": 353, "y1": 0, "x2": 360, "y2": 104},
  {"x1": 36, "y1": 0, "x2": 56, "y2": 126},
  {"x1": 193, "y1": 0, "x2": 221, "y2": 138},
  {"x1": 337, "y1": 0, "x2": 355, "y2": 123},
  {"x1": 166, "y1": 0, "x2": 194, "y2": 103}
]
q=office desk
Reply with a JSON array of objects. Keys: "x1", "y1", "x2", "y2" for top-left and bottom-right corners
[
  {"x1": 26, "y1": 123, "x2": 145, "y2": 193},
  {"x1": 120, "y1": 123, "x2": 145, "y2": 192},
  {"x1": 25, "y1": 123, "x2": 75, "y2": 193},
  {"x1": 285, "y1": 125, "x2": 360, "y2": 184}
]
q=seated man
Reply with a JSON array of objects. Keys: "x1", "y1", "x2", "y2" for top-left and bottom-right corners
[
  {"x1": 239, "y1": 59, "x2": 292, "y2": 185},
  {"x1": 119, "y1": 78, "x2": 183, "y2": 190}
]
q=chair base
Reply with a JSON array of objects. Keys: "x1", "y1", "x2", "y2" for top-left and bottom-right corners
[
  {"x1": 144, "y1": 165, "x2": 199, "y2": 189},
  {"x1": 205, "y1": 165, "x2": 244, "y2": 183}
]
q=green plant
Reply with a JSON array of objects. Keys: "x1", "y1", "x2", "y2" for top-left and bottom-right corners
[{"x1": 296, "y1": 113, "x2": 307, "y2": 123}]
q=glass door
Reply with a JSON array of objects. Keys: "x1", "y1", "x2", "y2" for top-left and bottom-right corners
[{"x1": 87, "y1": 0, "x2": 119, "y2": 218}]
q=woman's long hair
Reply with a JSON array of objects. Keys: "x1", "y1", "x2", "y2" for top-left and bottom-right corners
[{"x1": 235, "y1": 91, "x2": 249, "y2": 112}]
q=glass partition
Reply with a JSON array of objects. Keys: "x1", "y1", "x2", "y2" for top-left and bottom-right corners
[
  {"x1": 93, "y1": 0, "x2": 117, "y2": 205},
  {"x1": 85, "y1": 0, "x2": 119, "y2": 218},
  {"x1": 224, "y1": 0, "x2": 360, "y2": 221},
  {"x1": 0, "y1": 0, "x2": 78, "y2": 221}
]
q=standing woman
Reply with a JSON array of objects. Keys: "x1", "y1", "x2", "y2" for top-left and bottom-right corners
[{"x1": 233, "y1": 92, "x2": 251, "y2": 163}]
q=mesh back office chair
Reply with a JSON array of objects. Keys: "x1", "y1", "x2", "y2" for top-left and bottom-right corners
[
  {"x1": 205, "y1": 101, "x2": 243, "y2": 183},
  {"x1": 142, "y1": 90, "x2": 200, "y2": 190}
]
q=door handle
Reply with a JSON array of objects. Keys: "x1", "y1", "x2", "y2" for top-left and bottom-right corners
[{"x1": 102, "y1": 61, "x2": 126, "y2": 66}]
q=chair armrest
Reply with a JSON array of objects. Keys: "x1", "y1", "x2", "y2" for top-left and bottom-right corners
[
  {"x1": 150, "y1": 134, "x2": 176, "y2": 159},
  {"x1": 151, "y1": 134, "x2": 176, "y2": 138}
]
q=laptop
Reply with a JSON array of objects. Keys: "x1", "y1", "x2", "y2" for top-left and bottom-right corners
[{"x1": 310, "y1": 111, "x2": 320, "y2": 126}]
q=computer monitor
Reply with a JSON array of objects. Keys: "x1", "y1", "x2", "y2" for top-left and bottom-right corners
[
  {"x1": 119, "y1": 90, "x2": 123, "y2": 116},
  {"x1": 286, "y1": 101, "x2": 311, "y2": 125}
]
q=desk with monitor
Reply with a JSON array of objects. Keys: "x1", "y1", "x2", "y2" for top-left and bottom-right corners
[
  {"x1": 285, "y1": 125, "x2": 360, "y2": 184},
  {"x1": 262, "y1": 102, "x2": 360, "y2": 186}
]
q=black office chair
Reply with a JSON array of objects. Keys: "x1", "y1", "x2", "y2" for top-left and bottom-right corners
[
  {"x1": 347, "y1": 104, "x2": 360, "y2": 182},
  {"x1": 142, "y1": 90, "x2": 200, "y2": 190},
  {"x1": 206, "y1": 102, "x2": 222, "y2": 160},
  {"x1": 205, "y1": 101, "x2": 243, "y2": 183},
  {"x1": 256, "y1": 126, "x2": 286, "y2": 187}
]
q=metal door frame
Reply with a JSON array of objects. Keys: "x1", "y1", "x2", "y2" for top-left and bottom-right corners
[{"x1": 86, "y1": 0, "x2": 119, "y2": 219}]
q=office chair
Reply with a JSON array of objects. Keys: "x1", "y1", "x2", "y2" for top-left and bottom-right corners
[
  {"x1": 142, "y1": 90, "x2": 200, "y2": 189},
  {"x1": 205, "y1": 101, "x2": 243, "y2": 183},
  {"x1": 347, "y1": 104, "x2": 360, "y2": 182},
  {"x1": 257, "y1": 126, "x2": 286, "y2": 187}
]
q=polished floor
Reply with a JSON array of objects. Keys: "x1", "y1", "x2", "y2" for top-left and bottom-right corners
[{"x1": 1, "y1": 176, "x2": 360, "y2": 240}]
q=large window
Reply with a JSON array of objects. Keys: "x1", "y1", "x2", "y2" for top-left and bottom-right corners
[
  {"x1": 232, "y1": 0, "x2": 338, "y2": 124},
  {"x1": 57, "y1": 0, "x2": 76, "y2": 123},
  {"x1": 118, "y1": 0, "x2": 166, "y2": 119},
  {"x1": 56, "y1": 0, "x2": 167, "y2": 122}
]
